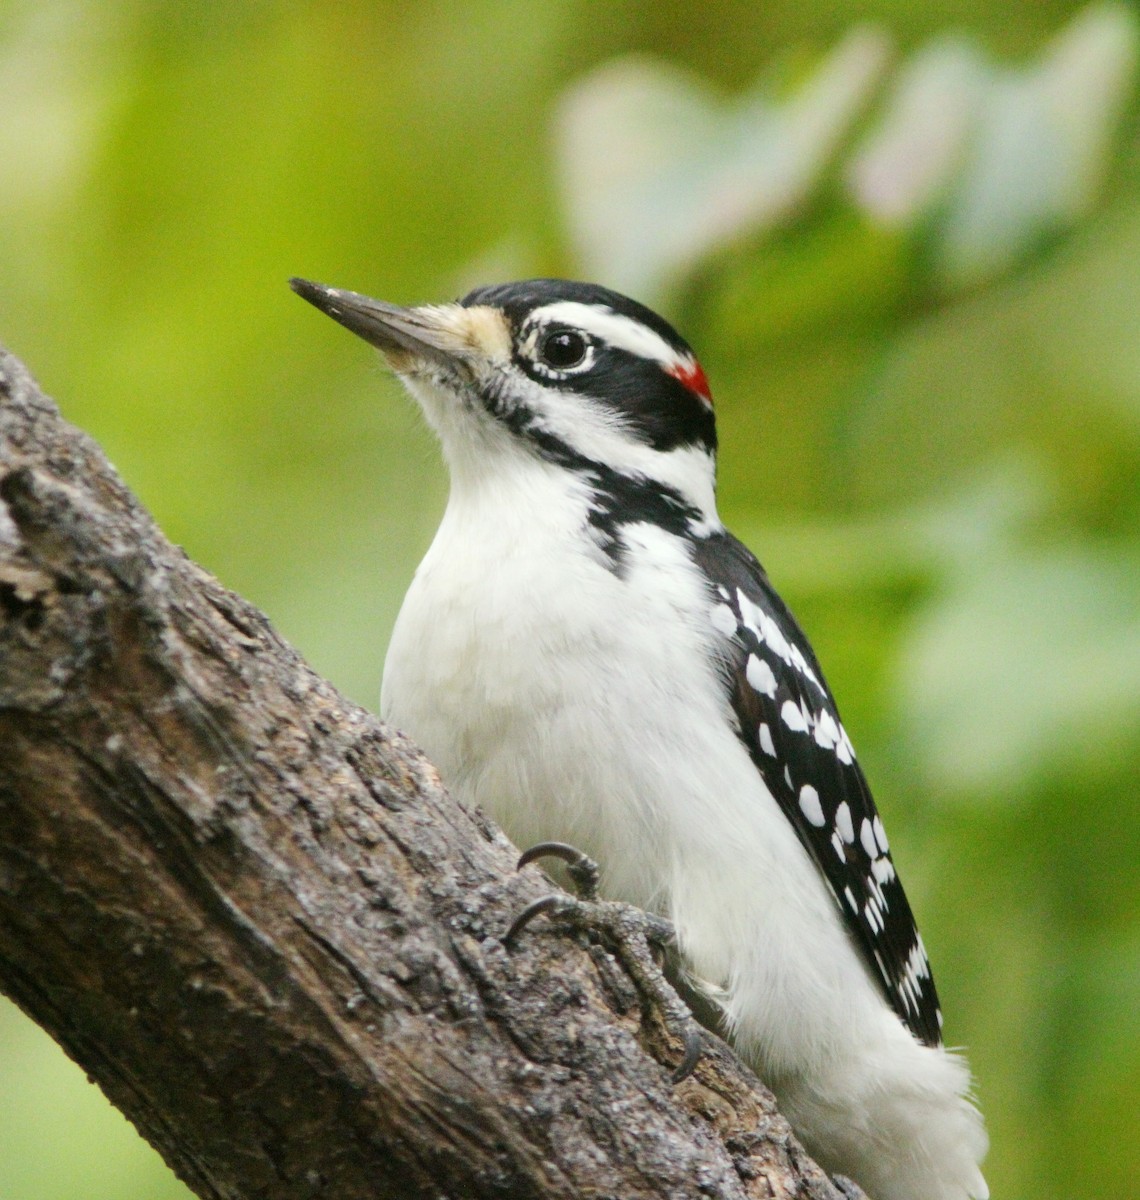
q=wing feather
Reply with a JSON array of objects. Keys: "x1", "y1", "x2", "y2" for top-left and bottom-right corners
[{"x1": 692, "y1": 531, "x2": 943, "y2": 1047}]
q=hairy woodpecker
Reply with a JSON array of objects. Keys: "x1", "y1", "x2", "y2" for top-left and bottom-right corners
[{"x1": 291, "y1": 275, "x2": 989, "y2": 1200}]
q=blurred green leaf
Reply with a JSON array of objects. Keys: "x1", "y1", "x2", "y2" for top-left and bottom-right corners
[
  {"x1": 896, "y1": 541, "x2": 1140, "y2": 796},
  {"x1": 559, "y1": 3, "x2": 1138, "y2": 303},
  {"x1": 926, "y1": 2, "x2": 1138, "y2": 286},
  {"x1": 556, "y1": 27, "x2": 890, "y2": 300},
  {"x1": 846, "y1": 36, "x2": 985, "y2": 228}
]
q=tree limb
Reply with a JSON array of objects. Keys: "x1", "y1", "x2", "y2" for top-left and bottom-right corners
[{"x1": 0, "y1": 347, "x2": 858, "y2": 1200}]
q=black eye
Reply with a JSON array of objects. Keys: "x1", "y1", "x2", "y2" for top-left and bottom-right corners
[{"x1": 539, "y1": 329, "x2": 588, "y2": 370}]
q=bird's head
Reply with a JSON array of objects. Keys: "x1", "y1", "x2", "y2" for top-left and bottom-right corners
[{"x1": 290, "y1": 277, "x2": 719, "y2": 526}]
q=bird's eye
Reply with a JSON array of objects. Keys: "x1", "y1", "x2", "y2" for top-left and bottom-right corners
[{"x1": 538, "y1": 329, "x2": 588, "y2": 370}]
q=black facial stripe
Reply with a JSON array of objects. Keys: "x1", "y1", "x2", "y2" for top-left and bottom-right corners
[
  {"x1": 510, "y1": 345, "x2": 715, "y2": 454},
  {"x1": 479, "y1": 374, "x2": 701, "y2": 574},
  {"x1": 463, "y1": 278, "x2": 715, "y2": 452},
  {"x1": 583, "y1": 462, "x2": 700, "y2": 574}
]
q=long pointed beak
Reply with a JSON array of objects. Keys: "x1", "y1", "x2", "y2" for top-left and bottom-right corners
[{"x1": 289, "y1": 277, "x2": 472, "y2": 372}]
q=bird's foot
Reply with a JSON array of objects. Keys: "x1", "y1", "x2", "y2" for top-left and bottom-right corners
[{"x1": 505, "y1": 841, "x2": 703, "y2": 1082}]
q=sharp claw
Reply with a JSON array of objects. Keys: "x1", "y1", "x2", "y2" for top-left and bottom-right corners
[
  {"x1": 504, "y1": 893, "x2": 572, "y2": 945},
  {"x1": 516, "y1": 840, "x2": 600, "y2": 899},
  {"x1": 517, "y1": 841, "x2": 585, "y2": 870},
  {"x1": 671, "y1": 1023, "x2": 703, "y2": 1082}
]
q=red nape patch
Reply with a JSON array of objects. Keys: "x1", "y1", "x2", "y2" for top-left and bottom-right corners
[{"x1": 669, "y1": 359, "x2": 713, "y2": 406}]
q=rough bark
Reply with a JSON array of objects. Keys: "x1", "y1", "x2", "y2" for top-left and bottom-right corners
[{"x1": 0, "y1": 347, "x2": 858, "y2": 1200}]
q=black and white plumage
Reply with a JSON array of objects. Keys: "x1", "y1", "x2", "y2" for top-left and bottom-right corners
[
  {"x1": 693, "y1": 530, "x2": 943, "y2": 1049},
  {"x1": 292, "y1": 275, "x2": 988, "y2": 1200}
]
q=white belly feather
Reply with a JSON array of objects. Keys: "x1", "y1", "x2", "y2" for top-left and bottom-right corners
[{"x1": 381, "y1": 465, "x2": 883, "y2": 1068}]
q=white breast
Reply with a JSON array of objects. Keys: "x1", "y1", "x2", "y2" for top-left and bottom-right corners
[{"x1": 381, "y1": 456, "x2": 884, "y2": 1065}]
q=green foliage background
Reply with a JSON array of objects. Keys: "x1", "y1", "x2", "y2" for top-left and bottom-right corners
[{"x1": 1, "y1": 3, "x2": 1138, "y2": 1198}]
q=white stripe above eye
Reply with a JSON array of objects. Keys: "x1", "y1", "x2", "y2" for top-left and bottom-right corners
[{"x1": 527, "y1": 301, "x2": 688, "y2": 372}]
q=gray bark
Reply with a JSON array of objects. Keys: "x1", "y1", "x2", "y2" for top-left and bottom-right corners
[{"x1": 0, "y1": 346, "x2": 858, "y2": 1200}]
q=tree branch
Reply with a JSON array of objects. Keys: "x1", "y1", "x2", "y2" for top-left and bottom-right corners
[{"x1": 0, "y1": 347, "x2": 857, "y2": 1200}]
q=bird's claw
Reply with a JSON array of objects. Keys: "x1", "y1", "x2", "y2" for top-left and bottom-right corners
[
  {"x1": 516, "y1": 840, "x2": 600, "y2": 899},
  {"x1": 674, "y1": 1021, "x2": 704, "y2": 1083},
  {"x1": 508, "y1": 840, "x2": 703, "y2": 1082},
  {"x1": 504, "y1": 893, "x2": 576, "y2": 945}
]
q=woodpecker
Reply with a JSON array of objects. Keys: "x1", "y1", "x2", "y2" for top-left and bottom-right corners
[{"x1": 291, "y1": 275, "x2": 989, "y2": 1200}]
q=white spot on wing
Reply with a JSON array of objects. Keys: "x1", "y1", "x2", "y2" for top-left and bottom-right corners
[
  {"x1": 873, "y1": 814, "x2": 889, "y2": 854},
  {"x1": 871, "y1": 857, "x2": 896, "y2": 884},
  {"x1": 799, "y1": 784, "x2": 825, "y2": 827},
  {"x1": 781, "y1": 700, "x2": 809, "y2": 732},
  {"x1": 711, "y1": 603, "x2": 737, "y2": 636},
  {"x1": 813, "y1": 708, "x2": 840, "y2": 750},
  {"x1": 746, "y1": 654, "x2": 778, "y2": 697},
  {"x1": 860, "y1": 818, "x2": 878, "y2": 859},
  {"x1": 758, "y1": 609, "x2": 792, "y2": 664},
  {"x1": 899, "y1": 975, "x2": 918, "y2": 1015},
  {"x1": 736, "y1": 591, "x2": 766, "y2": 639},
  {"x1": 835, "y1": 801, "x2": 854, "y2": 844},
  {"x1": 837, "y1": 725, "x2": 856, "y2": 764},
  {"x1": 759, "y1": 722, "x2": 776, "y2": 757},
  {"x1": 732, "y1": 588, "x2": 826, "y2": 693},
  {"x1": 788, "y1": 642, "x2": 823, "y2": 690}
]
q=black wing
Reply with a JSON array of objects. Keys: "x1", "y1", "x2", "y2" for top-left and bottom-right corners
[{"x1": 691, "y1": 530, "x2": 943, "y2": 1046}]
